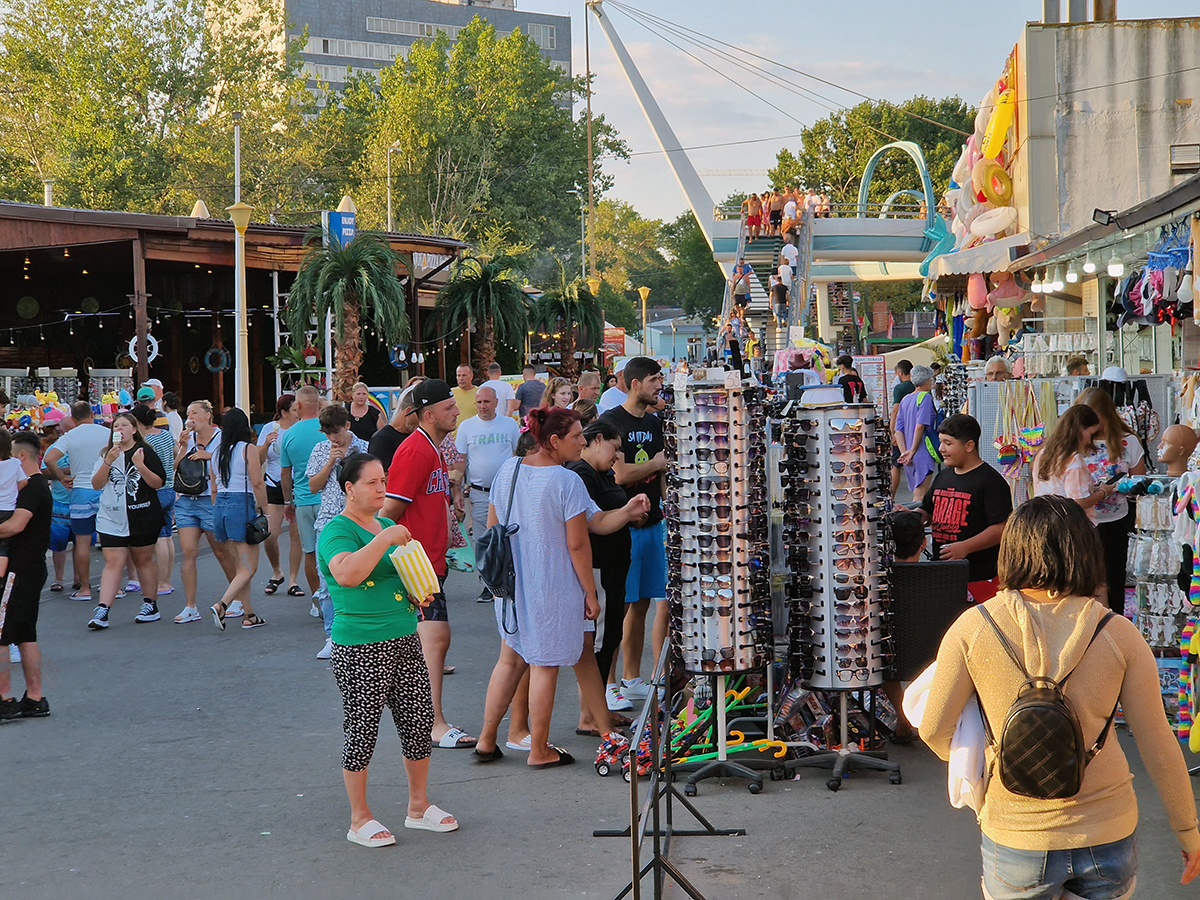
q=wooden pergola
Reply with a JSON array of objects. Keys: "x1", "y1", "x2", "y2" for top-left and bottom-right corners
[{"x1": 0, "y1": 201, "x2": 465, "y2": 412}]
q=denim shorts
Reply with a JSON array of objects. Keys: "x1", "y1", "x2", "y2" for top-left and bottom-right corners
[
  {"x1": 175, "y1": 493, "x2": 215, "y2": 533},
  {"x1": 213, "y1": 491, "x2": 253, "y2": 543},
  {"x1": 295, "y1": 502, "x2": 319, "y2": 554},
  {"x1": 50, "y1": 503, "x2": 72, "y2": 552},
  {"x1": 980, "y1": 833, "x2": 1137, "y2": 900},
  {"x1": 157, "y1": 488, "x2": 176, "y2": 539},
  {"x1": 625, "y1": 519, "x2": 667, "y2": 602}
]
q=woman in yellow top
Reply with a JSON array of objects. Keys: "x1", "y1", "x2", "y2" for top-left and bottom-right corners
[
  {"x1": 920, "y1": 495, "x2": 1200, "y2": 898},
  {"x1": 318, "y1": 452, "x2": 457, "y2": 848}
]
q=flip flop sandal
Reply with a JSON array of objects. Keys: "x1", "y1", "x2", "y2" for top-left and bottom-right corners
[
  {"x1": 404, "y1": 804, "x2": 458, "y2": 833},
  {"x1": 242, "y1": 614, "x2": 267, "y2": 629},
  {"x1": 346, "y1": 819, "x2": 395, "y2": 848},
  {"x1": 505, "y1": 735, "x2": 532, "y2": 751},
  {"x1": 157, "y1": 586, "x2": 175, "y2": 596},
  {"x1": 443, "y1": 665, "x2": 456, "y2": 676},
  {"x1": 528, "y1": 747, "x2": 575, "y2": 770},
  {"x1": 286, "y1": 585, "x2": 306, "y2": 597},
  {"x1": 49, "y1": 581, "x2": 64, "y2": 592},
  {"x1": 609, "y1": 712, "x2": 633, "y2": 727},
  {"x1": 210, "y1": 602, "x2": 227, "y2": 631},
  {"x1": 472, "y1": 746, "x2": 504, "y2": 762},
  {"x1": 264, "y1": 577, "x2": 285, "y2": 595},
  {"x1": 434, "y1": 726, "x2": 477, "y2": 749},
  {"x1": 69, "y1": 590, "x2": 92, "y2": 601},
  {"x1": 575, "y1": 728, "x2": 603, "y2": 737},
  {"x1": 72, "y1": 581, "x2": 81, "y2": 591}
]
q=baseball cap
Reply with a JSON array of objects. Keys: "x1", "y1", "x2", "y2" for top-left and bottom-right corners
[
  {"x1": 143, "y1": 378, "x2": 163, "y2": 389},
  {"x1": 613, "y1": 357, "x2": 629, "y2": 374},
  {"x1": 410, "y1": 378, "x2": 454, "y2": 415},
  {"x1": 1101, "y1": 365, "x2": 1128, "y2": 383},
  {"x1": 136, "y1": 386, "x2": 156, "y2": 401}
]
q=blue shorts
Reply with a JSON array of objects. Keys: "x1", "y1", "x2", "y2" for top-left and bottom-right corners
[
  {"x1": 50, "y1": 502, "x2": 72, "y2": 552},
  {"x1": 626, "y1": 520, "x2": 667, "y2": 603},
  {"x1": 980, "y1": 833, "x2": 1137, "y2": 900},
  {"x1": 69, "y1": 487, "x2": 100, "y2": 520},
  {"x1": 213, "y1": 491, "x2": 253, "y2": 543},
  {"x1": 175, "y1": 493, "x2": 215, "y2": 533},
  {"x1": 157, "y1": 488, "x2": 176, "y2": 539}
]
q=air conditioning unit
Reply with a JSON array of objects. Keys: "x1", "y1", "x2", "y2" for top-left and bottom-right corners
[{"x1": 1170, "y1": 144, "x2": 1200, "y2": 175}]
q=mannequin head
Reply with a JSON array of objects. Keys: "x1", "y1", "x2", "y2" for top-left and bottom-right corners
[{"x1": 1158, "y1": 424, "x2": 1198, "y2": 476}]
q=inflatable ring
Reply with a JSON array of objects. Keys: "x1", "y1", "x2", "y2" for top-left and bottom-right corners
[
  {"x1": 970, "y1": 205, "x2": 1018, "y2": 238},
  {"x1": 983, "y1": 90, "x2": 1015, "y2": 159},
  {"x1": 972, "y1": 159, "x2": 1013, "y2": 206},
  {"x1": 127, "y1": 334, "x2": 160, "y2": 363},
  {"x1": 204, "y1": 346, "x2": 231, "y2": 373}
]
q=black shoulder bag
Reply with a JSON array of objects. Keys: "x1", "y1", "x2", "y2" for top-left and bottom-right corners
[
  {"x1": 475, "y1": 460, "x2": 522, "y2": 634},
  {"x1": 174, "y1": 432, "x2": 207, "y2": 496},
  {"x1": 243, "y1": 444, "x2": 270, "y2": 545}
]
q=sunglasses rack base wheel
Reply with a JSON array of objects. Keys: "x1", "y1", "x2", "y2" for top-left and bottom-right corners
[
  {"x1": 663, "y1": 378, "x2": 779, "y2": 795},
  {"x1": 776, "y1": 403, "x2": 901, "y2": 790}
]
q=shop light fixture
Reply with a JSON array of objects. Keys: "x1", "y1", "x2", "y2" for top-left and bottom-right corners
[
  {"x1": 1066, "y1": 261, "x2": 1079, "y2": 283},
  {"x1": 1050, "y1": 266, "x2": 1065, "y2": 292},
  {"x1": 63, "y1": 248, "x2": 69, "y2": 258},
  {"x1": 1107, "y1": 249, "x2": 1125, "y2": 278},
  {"x1": 1082, "y1": 253, "x2": 1097, "y2": 274},
  {"x1": 1030, "y1": 270, "x2": 1043, "y2": 293}
]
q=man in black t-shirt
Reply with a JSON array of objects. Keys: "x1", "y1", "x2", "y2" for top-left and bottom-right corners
[
  {"x1": 368, "y1": 384, "x2": 418, "y2": 473},
  {"x1": 920, "y1": 414, "x2": 1011, "y2": 603},
  {"x1": 0, "y1": 432, "x2": 53, "y2": 720},
  {"x1": 599, "y1": 356, "x2": 666, "y2": 706},
  {"x1": 836, "y1": 354, "x2": 868, "y2": 404}
]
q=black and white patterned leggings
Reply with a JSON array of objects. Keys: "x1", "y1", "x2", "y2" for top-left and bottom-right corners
[{"x1": 330, "y1": 634, "x2": 434, "y2": 771}]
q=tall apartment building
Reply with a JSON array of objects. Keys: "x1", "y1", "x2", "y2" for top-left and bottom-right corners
[{"x1": 286, "y1": 0, "x2": 571, "y2": 86}]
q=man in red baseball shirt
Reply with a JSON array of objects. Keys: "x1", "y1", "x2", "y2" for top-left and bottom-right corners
[{"x1": 382, "y1": 379, "x2": 476, "y2": 748}]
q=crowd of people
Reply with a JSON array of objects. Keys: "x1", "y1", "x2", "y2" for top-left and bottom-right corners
[{"x1": 741, "y1": 185, "x2": 830, "y2": 242}]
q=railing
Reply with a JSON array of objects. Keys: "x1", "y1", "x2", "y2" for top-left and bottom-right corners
[
  {"x1": 716, "y1": 210, "x2": 749, "y2": 332},
  {"x1": 825, "y1": 201, "x2": 927, "y2": 219}
]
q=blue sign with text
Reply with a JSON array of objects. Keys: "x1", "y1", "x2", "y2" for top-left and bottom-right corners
[{"x1": 321, "y1": 210, "x2": 356, "y2": 247}]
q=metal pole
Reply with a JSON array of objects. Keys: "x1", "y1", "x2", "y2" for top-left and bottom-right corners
[
  {"x1": 580, "y1": 198, "x2": 587, "y2": 282},
  {"x1": 232, "y1": 114, "x2": 250, "y2": 411},
  {"x1": 585, "y1": 10, "x2": 595, "y2": 277}
]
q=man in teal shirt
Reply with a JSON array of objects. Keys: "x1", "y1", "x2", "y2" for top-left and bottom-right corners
[{"x1": 280, "y1": 385, "x2": 326, "y2": 607}]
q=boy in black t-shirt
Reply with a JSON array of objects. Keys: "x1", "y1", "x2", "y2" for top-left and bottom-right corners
[{"x1": 920, "y1": 414, "x2": 1011, "y2": 603}]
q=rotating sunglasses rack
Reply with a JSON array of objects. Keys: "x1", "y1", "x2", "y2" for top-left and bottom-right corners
[
  {"x1": 775, "y1": 401, "x2": 901, "y2": 789},
  {"x1": 664, "y1": 379, "x2": 772, "y2": 676}
]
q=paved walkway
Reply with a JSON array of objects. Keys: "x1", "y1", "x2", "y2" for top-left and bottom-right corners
[{"x1": 2, "y1": 547, "x2": 1198, "y2": 899}]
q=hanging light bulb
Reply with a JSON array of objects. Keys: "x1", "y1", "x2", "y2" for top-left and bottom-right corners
[
  {"x1": 69, "y1": 321, "x2": 74, "y2": 335},
  {"x1": 1030, "y1": 270, "x2": 1043, "y2": 293},
  {"x1": 39, "y1": 326, "x2": 44, "y2": 341},
  {"x1": 1050, "y1": 266, "x2": 1065, "y2": 292},
  {"x1": 1066, "y1": 261, "x2": 1079, "y2": 283},
  {"x1": 1107, "y1": 249, "x2": 1124, "y2": 278},
  {"x1": 418, "y1": 352, "x2": 425, "y2": 364},
  {"x1": 63, "y1": 248, "x2": 69, "y2": 258},
  {"x1": 1082, "y1": 252, "x2": 1096, "y2": 275},
  {"x1": 7, "y1": 333, "x2": 12, "y2": 346},
  {"x1": 410, "y1": 350, "x2": 418, "y2": 363},
  {"x1": 98, "y1": 317, "x2": 103, "y2": 329}
]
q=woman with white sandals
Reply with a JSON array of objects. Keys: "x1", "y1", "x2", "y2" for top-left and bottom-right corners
[{"x1": 319, "y1": 452, "x2": 457, "y2": 847}]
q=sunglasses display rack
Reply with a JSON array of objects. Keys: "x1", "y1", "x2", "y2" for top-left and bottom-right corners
[
  {"x1": 775, "y1": 401, "x2": 902, "y2": 789},
  {"x1": 663, "y1": 376, "x2": 778, "y2": 794}
]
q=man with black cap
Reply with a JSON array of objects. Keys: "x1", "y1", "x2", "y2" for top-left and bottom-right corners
[{"x1": 382, "y1": 379, "x2": 476, "y2": 749}]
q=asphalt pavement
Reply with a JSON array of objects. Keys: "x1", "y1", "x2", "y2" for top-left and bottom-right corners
[{"x1": 2, "y1": 544, "x2": 1199, "y2": 900}]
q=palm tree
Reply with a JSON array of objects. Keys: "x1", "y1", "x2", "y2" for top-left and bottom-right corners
[
  {"x1": 430, "y1": 254, "x2": 528, "y2": 378},
  {"x1": 529, "y1": 262, "x2": 603, "y2": 380},
  {"x1": 284, "y1": 229, "x2": 411, "y2": 401}
]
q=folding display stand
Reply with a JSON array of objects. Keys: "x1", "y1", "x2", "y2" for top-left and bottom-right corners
[
  {"x1": 663, "y1": 375, "x2": 776, "y2": 794},
  {"x1": 777, "y1": 400, "x2": 900, "y2": 789}
]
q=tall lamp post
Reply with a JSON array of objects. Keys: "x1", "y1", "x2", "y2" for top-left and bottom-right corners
[
  {"x1": 386, "y1": 142, "x2": 401, "y2": 233},
  {"x1": 638, "y1": 285, "x2": 651, "y2": 355},
  {"x1": 568, "y1": 188, "x2": 586, "y2": 281},
  {"x1": 227, "y1": 111, "x2": 252, "y2": 412}
]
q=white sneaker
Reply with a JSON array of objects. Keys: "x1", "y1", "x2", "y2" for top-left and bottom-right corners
[
  {"x1": 8, "y1": 644, "x2": 20, "y2": 664},
  {"x1": 309, "y1": 601, "x2": 321, "y2": 618},
  {"x1": 620, "y1": 677, "x2": 652, "y2": 700},
  {"x1": 174, "y1": 606, "x2": 202, "y2": 624},
  {"x1": 606, "y1": 684, "x2": 633, "y2": 711},
  {"x1": 224, "y1": 600, "x2": 245, "y2": 619},
  {"x1": 316, "y1": 638, "x2": 332, "y2": 660}
]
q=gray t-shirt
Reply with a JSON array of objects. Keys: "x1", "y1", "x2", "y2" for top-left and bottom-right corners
[{"x1": 515, "y1": 379, "x2": 545, "y2": 418}]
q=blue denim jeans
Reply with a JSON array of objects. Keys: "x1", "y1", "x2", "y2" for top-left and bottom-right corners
[{"x1": 981, "y1": 833, "x2": 1137, "y2": 900}]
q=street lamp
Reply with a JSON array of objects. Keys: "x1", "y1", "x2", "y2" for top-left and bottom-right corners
[
  {"x1": 386, "y1": 142, "x2": 401, "y2": 233},
  {"x1": 568, "y1": 189, "x2": 586, "y2": 281},
  {"x1": 638, "y1": 285, "x2": 651, "y2": 353},
  {"x1": 228, "y1": 200, "x2": 253, "y2": 412},
  {"x1": 586, "y1": 275, "x2": 601, "y2": 298}
]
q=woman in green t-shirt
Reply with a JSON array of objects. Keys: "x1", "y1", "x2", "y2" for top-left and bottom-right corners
[{"x1": 317, "y1": 452, "x2": 458, "y2": 848}]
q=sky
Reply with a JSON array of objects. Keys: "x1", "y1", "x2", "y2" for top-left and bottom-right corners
[{"x1": 521, "y1": 0, "x2": 1200, "y2": 223}]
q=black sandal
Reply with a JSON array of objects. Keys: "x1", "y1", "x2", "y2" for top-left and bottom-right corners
[
  {"x1": 286, "y1": 585, "x2": 305, "y2": 597},
  {"x1": 529, "y1": 747, "x2": 575, "y2": 769},
  {"x1": 210, "y1": 601, "x2": 227, "y2": 631},
  {"x1": 264, "y1": 577, "x2": 285, "y2": 595},
  {"x1": 472, "y1": 746, "x2": 504, "y2": 763},
  {"x1": 242, "y1": 614, "x2": 267, "y2": 629}
]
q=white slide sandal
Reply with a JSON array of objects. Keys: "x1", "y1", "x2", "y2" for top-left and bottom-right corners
[
  {"x1": 346, "y1": 819, "x2": 396, "y2": 848},
  {"x1": 404, "y1": 804, "x2": 458, "y2": 833}
]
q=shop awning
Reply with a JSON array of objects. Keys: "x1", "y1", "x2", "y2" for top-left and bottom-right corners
[{"x1": 935, "y1": 234, "x2": 1029, "y2": 277}]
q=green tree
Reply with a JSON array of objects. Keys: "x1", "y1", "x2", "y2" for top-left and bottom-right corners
[
  {"x1": 529, "y1": 263, "x2": 603, "y2": 379},
  {"x1": 430, "y1": 254, "x2": 529, "y2": 379},
  {"x1": 355, "y1": 18, "x2": 626, "y2": 251},
  {"x1": 661, "y1": 211, "x2": 724, "y2": 327},
  {"x1": 284, "y1": 231, "x2": 411, "y2": 400},
  {"x1": 768, "y1": 96, "x2": 973, "y2": 208}
]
